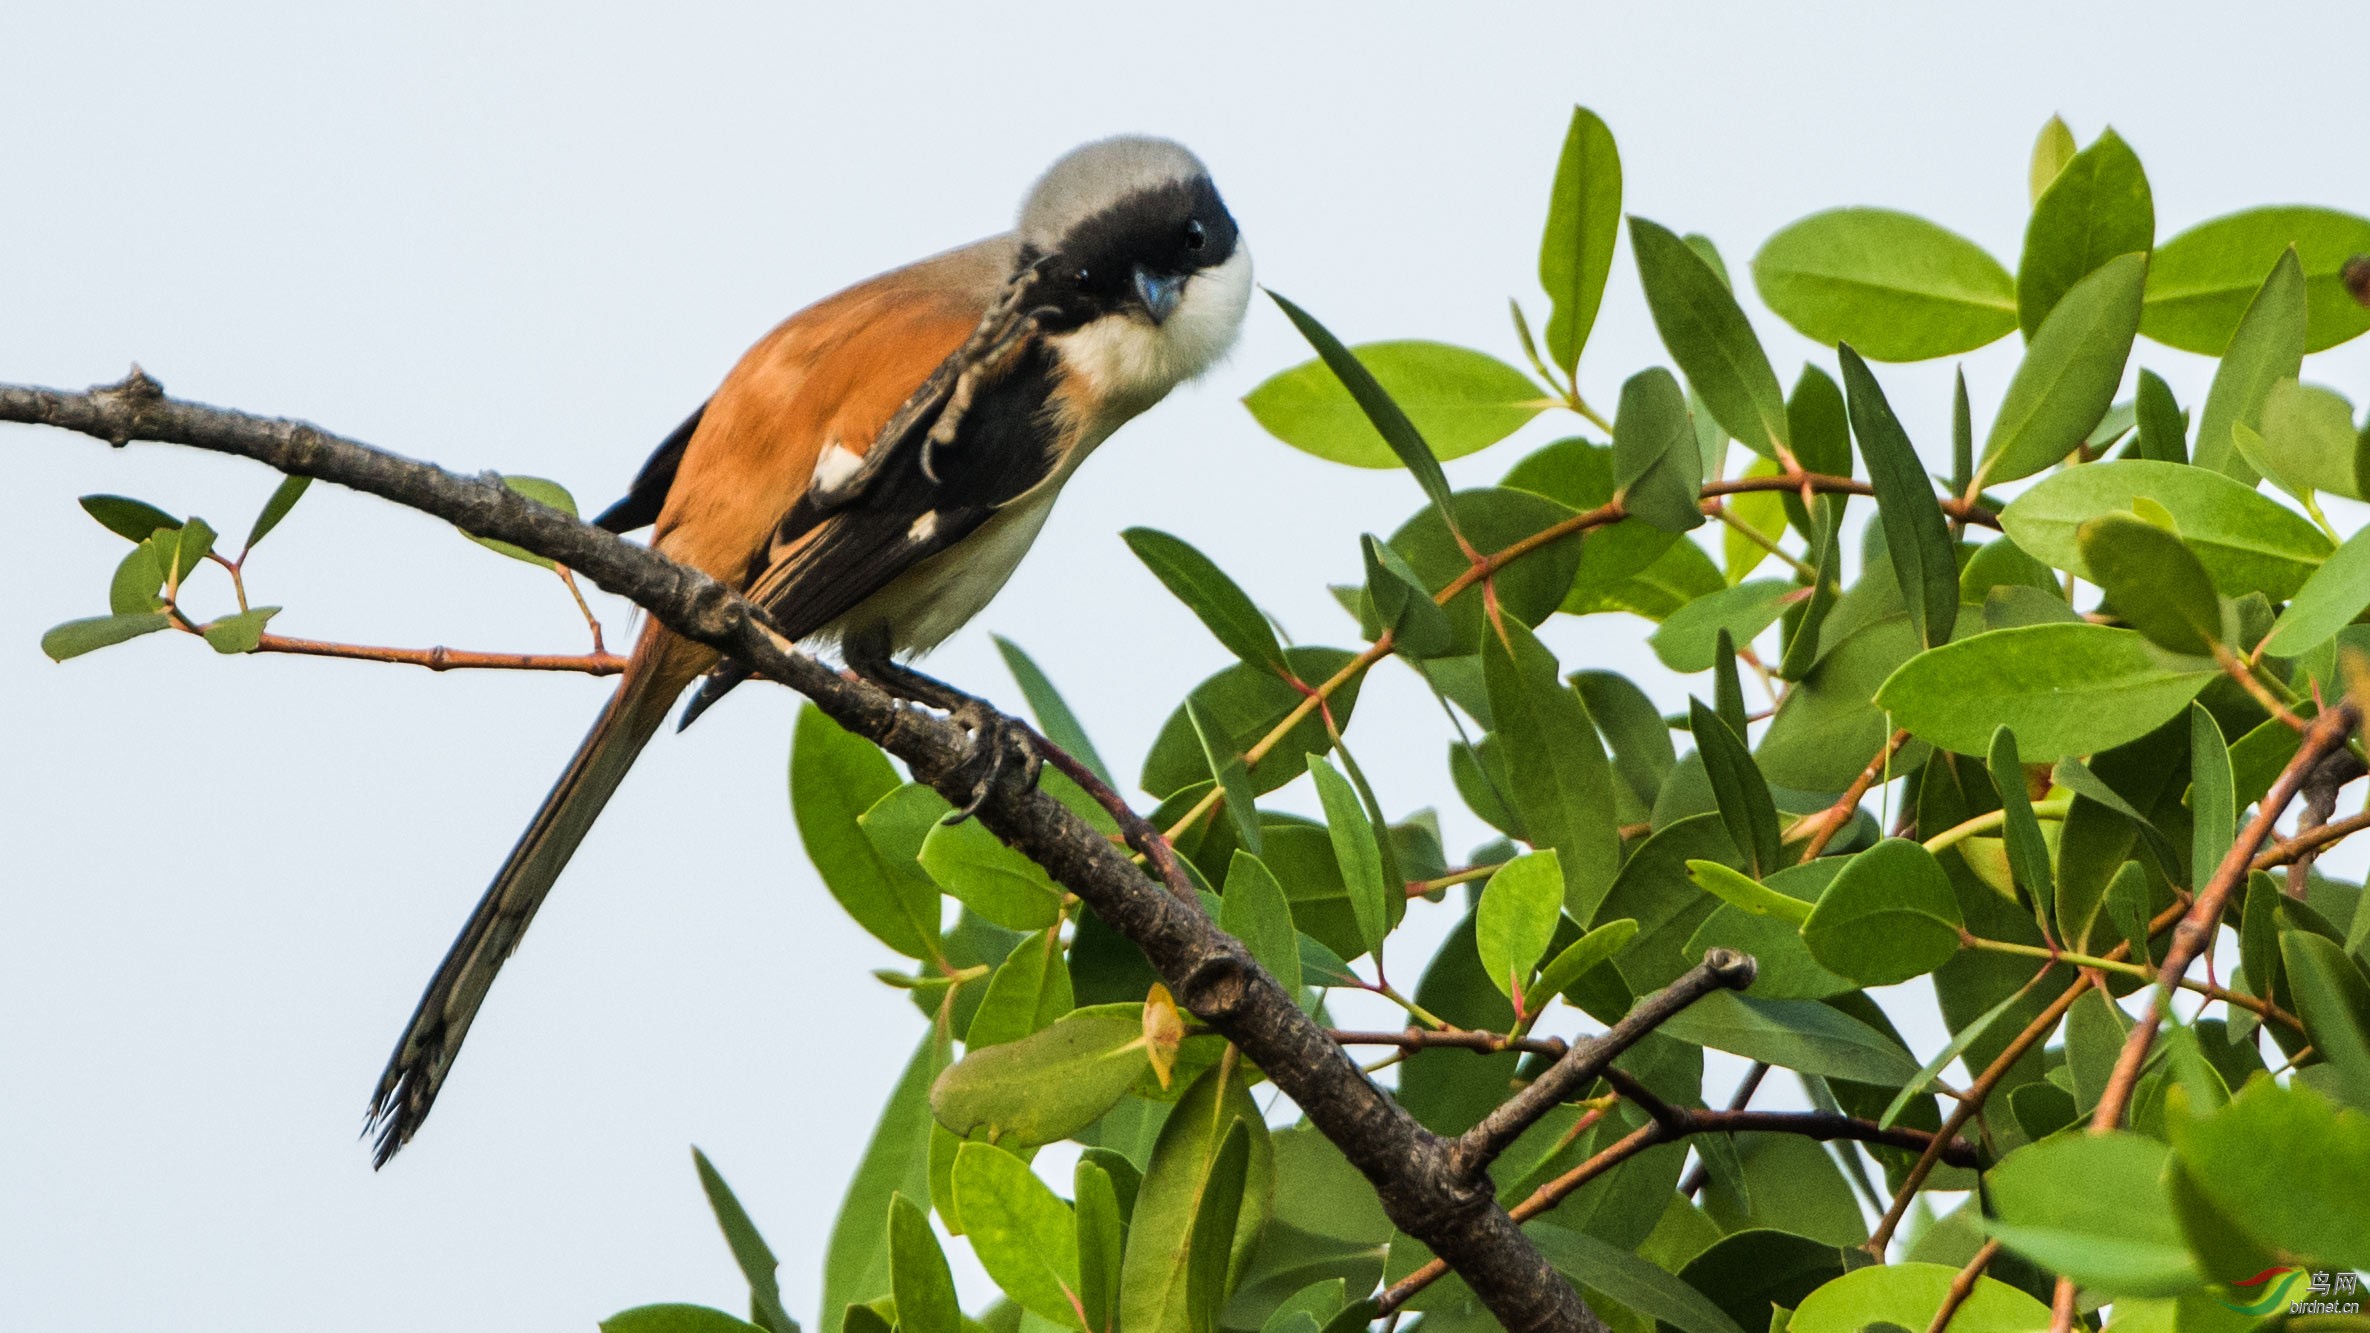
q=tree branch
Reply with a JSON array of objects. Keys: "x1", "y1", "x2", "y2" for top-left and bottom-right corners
[
  {"x1": 247, "y1": 631, "x2": 629, "y2": 674},
  {"x1": 2, "y1": 369, "x2": 1624, "y2": 1333}
]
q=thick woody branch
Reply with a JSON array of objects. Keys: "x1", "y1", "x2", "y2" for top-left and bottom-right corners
[{"x1": 0, "y1": 370, "x2": 1596, "y2": 1333}]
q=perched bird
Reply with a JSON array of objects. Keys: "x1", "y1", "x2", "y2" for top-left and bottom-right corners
[{"x1": 368, "y1": 136, "x2": 1251, "y2": 1164}]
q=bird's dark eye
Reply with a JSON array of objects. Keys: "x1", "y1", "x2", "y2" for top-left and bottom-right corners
[
  {"x1": 1183, "y1": 218, "x2": 1206, "y2": 251},
  {"x1": 1073, "y1": 266, "x2": 1091, "y2": 285}
]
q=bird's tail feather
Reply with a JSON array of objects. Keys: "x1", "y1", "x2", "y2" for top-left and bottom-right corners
[{"x1": 367, "y1": 640, "x2": 691, "y2": 1165}]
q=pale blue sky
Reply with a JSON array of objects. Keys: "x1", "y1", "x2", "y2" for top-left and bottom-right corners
[{"x1": 6, "y1": 3, "x2": 2368, "y2": 1329}]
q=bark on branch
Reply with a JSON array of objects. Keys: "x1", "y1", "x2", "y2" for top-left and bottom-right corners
[{"x1": 3, "y1": 368, "x2": 1769, "y2": 1333}]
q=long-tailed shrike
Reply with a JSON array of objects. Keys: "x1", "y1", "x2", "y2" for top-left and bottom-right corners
[{"x1": 369, "y1": 135, "x2": 1250, "y2": 1163}]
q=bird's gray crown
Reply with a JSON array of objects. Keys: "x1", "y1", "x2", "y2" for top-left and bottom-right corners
[{"x1": 1019, "y1": 136, "x2": 1211, "y2": 250}]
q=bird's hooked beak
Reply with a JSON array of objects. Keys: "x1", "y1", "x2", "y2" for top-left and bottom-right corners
[{"x1": 1133, "y1": 266, "x2": 1185, "y2": 325}]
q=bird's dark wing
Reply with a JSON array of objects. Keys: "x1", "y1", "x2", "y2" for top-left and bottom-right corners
[{"x1": 594, "y1": 403, "x2": 706, "y2": 534}]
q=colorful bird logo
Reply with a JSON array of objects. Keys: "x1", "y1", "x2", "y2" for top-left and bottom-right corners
[{"x1": 2220, "y1": 1267, "x2": 2309, "y2": 1315}]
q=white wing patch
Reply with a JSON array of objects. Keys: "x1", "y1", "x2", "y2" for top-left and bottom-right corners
[
  {"x1": 907, "y1": 510, "x2": 940, "y2": 544},
  {"x1": 811, "y1": 440, "x2": 865, "y2": 499}
]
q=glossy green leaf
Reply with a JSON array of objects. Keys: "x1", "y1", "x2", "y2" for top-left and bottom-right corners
[
  {"x1": 1987, "y1": 727, "x2": 2056, "y2": 917},
  {"x1": 1756, "y1": 612, "x2": 1920, "y2": 792},
  {"x1": 78, "y1": 494, "x2": 180, "y2": 542},
  {"x1": 1753, "y1": 208, "x2": 2016, "y2": 361},
  {"x1": 1307, "y1": 754, "x2": 1389, "y2": 959},
  {"x1": 792, "y1": 707, "x2": 940, "y2": 961},
  {"x1": 2167, "y1": 1075, "x2": 2370, "y2": 1268},
  {"x1": 2017, "y1": 127, "x2": 2153, "y2": 339},
  {"x1": 1985, "y1": 1133, "x2": 2198, "y2": 1296},
  {"x1": 822, "y1": 1028, "x2": 950, "y2": 1328},
  {"x1": 888, "y1": 1193, "x2": 962, "y2": 1333},
  {"x1": 1186, "y1": 698, "x2": 1263, "y2": 858},
  {"x1": 930, "y1": 1012, "x2": 1147, "y2": 1148},
  {"x1": 154, "y1": 516, "x2": 216, "y2": 584},
  {"x1": 1788, "y1": 1264, "x2": 2051, "y2": 1333},
  {"x1": 1688, "y1": 864, "x2": 1852, "y2": 1002},
  {"x1": 1654, "y1": 991, "x2": 1919, "y2": 1084},
  {"x1": 2188, "y1": 707, "x2": 2236, "y2": 899},
  {"x1": 1801, "y1": 838, "x2": 1964, "y2": 987},
  {"x1": 1978, "y1": 252, "x2": 2147, "y2": 485},
  {"x1": 994, "y1": 636, "x2": 1115, "y2": 789},
  {"x1": 1840, "y1": 345, "x2": 1956, "y2": 648},
  {"x1": 1247, "y1": 325, "x2": 1544, "y2": 475},
  {"x1": 1540, "y1": 106, "x2": 1623, "y2": 376},
  {"x1": 40, "y1": 612, "x2": 171, "y2": 662},
  {"x1": 600, "y1": 1306, "x2": 768, "y2": 1333},
  {"x1": 1877, "y1": 624, "x2": 2219, "y2": 760},
  {"x1": 2263, "y1": 522, "x2": 2370, "y2": 657},
  {"x1": 1687, "y1": 859, "x2": 1812, "y2": 926},
  {"x1": 2143, "y1": 206, "x2": 2370, "y2": 355},
  {"x1": 1185, "y1": 1122, "x2": 1251, "y2": 1333},
  {"x1": 1220, "y1": 852, "x2": 1300, "y2": 997},
  {"x1": 243, "y1": 474, "x2": 312, "y2": 551},
  {"x1": 465, "y1": 473, "x2": 578, "y2": 567},
  {"x1": 1477, "y1": 850, "x2": 1565, "y2": 1001},
  {"x1": 2282, "y1": 931, "x2": 2370, "y2": 1109},
  {"x1": 2192, "y1": 247, "x2": 2305, "y2": 479},
  {"x1": 1075, "y1": 1162, "x2": 1125, "y2": 1333},
  {"x1": 1488, "y1": 621, "x2": 1619, "y2": 916},
  {"x1": 1360, "y1": 533, "x2": 1453, "y2": 659},
  {"x1": 1390, "y1": 486, "x2": 1585, "y2": 656},
  {"x1": 2029, "y1": 114, "x2": 2077, "y2": 202},
  {"x1": 2134, "y1": 368, "x2": 2187, "y2": 463},
  {"x1": 1120, "y1": 1060, "x2": 1273, "y2": 1333},
  {"x1": 1527, "y1": 1225, "x2": 1746, "y2": 1333},
  {"x1": 1688, "y1": 699, "x2": 1778, "y2": 878},
  {"x1": 693, "y1": 1149, "x2": 798, "y2": 1333},
  {"x1": 1613, "y1": 367, "x2": 1705, "y2": 532},
  {"x1": 1649, "y1": 579, "x2": 1795, "y2": 673},
  {"x1": 198, "y1": 606, "x2": 279, "y2": 655},
  {"x1": 1632, "y1": 216, "x2": 1790, "y2": 458},
  {"x1": 2254, "y1": 379, "x2": 2368, "y2": 500},
  {"x1": 1140, "y1": 647, "x2": 1364, "y2": 799},
  {"x1": 964, "y1": 928, "x2": 1074, "y2": 1051},
  {"x1": 2078, "y1": 513, "x2": 2221, "y2": 655},
  {"x1": 1881, "y1": 982, "x2": 2029, "y2": 1129},
  {"x1": 1123, "y1": 528, "x2": 1287, "y2": 673},
  {"x1": 108, "y1": 542, "x2": 164, "y2": 615},
  {"x1": 2000, "y1": 458, "x2": 2331, "y2": 599},
  {"x1": 1534, "y1": 918, "x2": 1638, "y2": 1002},
  {"x1": 955, "y1": 1143, "x2": 1085, "y2": 1329}
]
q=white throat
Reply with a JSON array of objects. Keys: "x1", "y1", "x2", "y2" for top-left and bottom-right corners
[{"x1": 1049, "y1": 243, "x2": 1253, "y2": 413}]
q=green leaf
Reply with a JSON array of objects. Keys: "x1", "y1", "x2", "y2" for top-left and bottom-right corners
[
  {"x1": 1390, "y1": 486, "x2": 1586, "y2": 656},
  {"x1": 1984, "y1": 1133, "x2": 2198, "y2": 1296},
  {"x1": 1120, "y1": 1060, "x2": 1274, "y2": 1333},
  {"x1": 955, "y1": 1142, "x2": 1085, "y2": 1329},
  {"x1": 1631, "y1": 216, "x2": 1790, "y2": 458},
  {"x1": 1688, "y1": 699, "x2": 1778, "y2": 878},
  {"x1": 1185, "y1": 1123, "x2": 1252, "y2": 1333},
  {"x1": 1881, "y1": 983, "x2": 2029, "y2": 1129},
  {"x1": 994, "y1": 636, "x2": 1115, "y2": 789},
  {"x1": 2167, "y1": 1075, "x2": 2370, "y2": 1269},
  {"x1": 1751, "y1": 208, "x2": 2017, "y2": 361},
  {"x1": 79, "y1": 494, "x2": 181, "y2": 541},
  {"x1": 197, "y1": 606, "x2": 279, "y2": 655},
  {"x1": 40, "y1": 612, "x2": 171, "y2": 661},
  {"x1": 1186, "y1": 699, "x2": 1264, "y2": 858},
  {"x1": 2134, "y1": 368, "x2": 2187, "y2": 463},
  {"x1": 1840, "y1": 345, "x2": 1957, "y2": 649},
  {"x1": 2077, "y1": 513, "x2": 2221, "y2": 655},
  {"x1": 1360, "y1": 534, "x2": 1452, "y2": 659},
  {"x1": 930, "y1": 1012, "x2": 1148, "y2": 1149},
  {"x1": 888, "y1": 1193, "x2": 962, "y2": 1333},
  {"x1": 1478, "y1": 850, "x2": 1565, "y2": 1001},
  {"x1": 1687, "y1": 860, "x2": 1812, "y2": 926},
  {"x1": 2188, "y1": 707, "x2": 2236, "y2": 900},
  {"x1": 464, "y1": 473, "x2": 578, "y2": 567},
  {"x1": 1650, "y1": 578, "x2": 1793, "y2": 675},
  {"x1": 2282, "y1": 931, "x2": 2370, "y2": 1110},
  {"x1": 2263, "y1": 522, "x2": 2370, "y2": 657},
  {"x1": 243, "y1": 474, "x2": 312, "y2": 551},
  {"x1": 2254, "y1": 379, "x2": 2369, "y2": 500},
  {"x1": 1140, "y1": 647, "x2": 1365, "y2": 799},
  {"x1": 2017, "y1": 127, "x2": 2153, "y2": 339},
  {"x1": 965, "y1": 928, "x2": 1074, "y2": 1051},
  {"x1": 1487, "y1": 621, "x2": 1620, "y2": 916},
  {"x1": 1801, "y1": 838, "x2": 1964, "y2": 987},
  {"x1": 1307, "y1": 755, "x2": 1388, "y2": 959},
  {"x1": 1877, "y1": 624, "x2": 2220, "y2": 760},
  {"x1": 600, "y1": 1306, "x2": 769, "y2": 1333},
  {"x1": 108, "y1": 542, "x2": 165, "y2": 615},
  {"x1": 1075, "y1": 1162, "x2": 1125, "y2": 1333},
  {"x1": 823, "y1": 1028, "x2": 950, "y2": 1329},
  {"x1": 1999, "y1": 459, "x2": 2332, "y2": 600},
  {"x1": 1250, "y1": 311, "x2": 1541, "y2": 485},
  {"x1": 1987, "y1": 727, "x2": 2056, "y2": 919},
  {"x1": 1220, "y1": 852, "x2": 1301, "y2": 997},
  {"x1": 694, "y1": 1149, "x2": 799, "y2": 1333},
  {"x1": 792, "y1": 708, "x2": 941, "y2": 960},
  {"x1": 1977, "y1": 252, "x2": 2147, "y2": 486},
  {"x1": 1613, "y1": 367, "x2": 1706, "y2": 533},
  {"x1": 2143, "y1": 206, "x2": 2370, "y2": 355},
  {"x1": 1123, "y1": 528, "x2": 1287, "y2": 673},
  {"x1": 1654, "y1": 991, "x2": 1919, "y2": 1084},
  {"x1": 1534, "y1": 918, "x2": 1639, "y2": 1002},
  {"x1": 2029, "y1": 114, "x2": 2077, "y2": 203},
  {"x1": 2192, "y1": 247, "x2": 2306, "y2": 479},
  {"x1": 155, "y1": 516, "x2": 217, "y2": 584},
  {"x1": 1526, "y1": 1225, "x2": 1747, "y2": 1333},
  {"x1": 1787, "y1": 1263, "x2": 2052, "y2": 1333},
  {"x1": 1540, "y1": 106, "x2": 1623, "y2": 377}
]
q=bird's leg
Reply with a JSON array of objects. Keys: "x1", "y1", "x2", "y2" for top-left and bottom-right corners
[{"x1": 843, "y1": 628, "x2": 1040, "y2": 823}]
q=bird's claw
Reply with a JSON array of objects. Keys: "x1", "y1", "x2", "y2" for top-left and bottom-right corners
[{"x1": 941, "y1": 701, "x2": 1042, "y2": 824}]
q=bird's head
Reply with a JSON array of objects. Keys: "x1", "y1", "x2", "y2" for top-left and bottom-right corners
[{"x1": 1016, "y1": 135, "x2": 1252, "y2": 404}]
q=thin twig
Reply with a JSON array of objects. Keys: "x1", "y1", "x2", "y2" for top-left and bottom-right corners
[
  {"x1": 1928, "y1": 1240, "x2": 2003, "y2": 1333},
  {"x1": 1795, "y1": 731, "x2": 1907, "y2": 861},
  {"x1": 1327, "y1": 1027, "x2": 1571, "y2": 1058},
  {"x1": 1678, "y1": 1061, "x2": 1768, "y2": 1197},
  {"x1": 2254, "y1": 808, "x2": 2370, "y2": 873},
  {"x1": 249, "y1": 632, "x2": 628, "y2": 674}
]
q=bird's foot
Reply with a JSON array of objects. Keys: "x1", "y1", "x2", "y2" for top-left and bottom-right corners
[{"x1": 845, "y1": 634, "x2": 1041, "y2": 822}]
